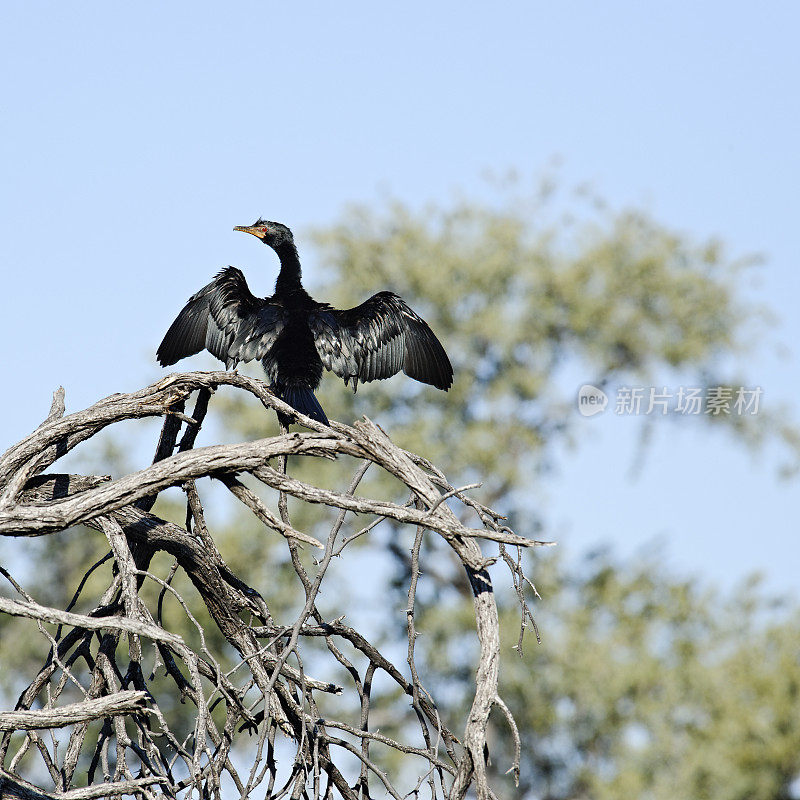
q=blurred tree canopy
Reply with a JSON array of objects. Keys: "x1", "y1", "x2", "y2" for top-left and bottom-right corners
[
  {"x1": 3, "y1": 179, "x2": 798, "y2": 798},
  {"x1": 222, "y1": 178, "x2": 781, "y2": 531},
  {"x1": 423, "y1": 549, "x2": 800, "y2": 800}
]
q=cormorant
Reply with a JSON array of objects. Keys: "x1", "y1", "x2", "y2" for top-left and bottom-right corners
[{"x1": 156, "y1": 220, "x2": 453, "y2": 426}]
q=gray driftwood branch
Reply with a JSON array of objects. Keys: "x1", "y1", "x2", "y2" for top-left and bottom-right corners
[
  {"x1": 0, "y1": 692, "x2": 149, "y2": 732},
  {"x1": 0, "y1": 372, "x2": 544, "y2": 800}
]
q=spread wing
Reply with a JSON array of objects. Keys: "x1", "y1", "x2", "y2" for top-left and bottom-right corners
[
  {"x1": 309, "y1": 292, "x2": 453, "y2": 392},
  {"x1": 156, "y1": 267, "x2": 286, "y2": 369}
]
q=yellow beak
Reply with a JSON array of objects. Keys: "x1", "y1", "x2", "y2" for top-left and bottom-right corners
[{"x1": 233, "y1": 225, "x2": 264, "y2": 238}]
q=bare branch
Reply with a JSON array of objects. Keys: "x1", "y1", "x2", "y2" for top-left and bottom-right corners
[
  {"x1": 0, "y1": 372, "x2": 540, "y2": 800},
  {"x1": 216, "y1": 473, "x2": 324, "y2": 548},
  {"x1": 0, "y1": 598, "x2": 183, "y2": 645},
  {"x1": 0, "y1": 692, "x2": 149, "y2": 732}
]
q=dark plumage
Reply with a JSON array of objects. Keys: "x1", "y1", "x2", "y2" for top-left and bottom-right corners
[{"x1": 156, "y1": 220, "x2": 453, "y2": 426}]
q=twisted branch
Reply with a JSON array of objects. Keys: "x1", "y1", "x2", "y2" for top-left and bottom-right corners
[{"x1": 0, "y1": 372, "x2": 545, "y2": 800}]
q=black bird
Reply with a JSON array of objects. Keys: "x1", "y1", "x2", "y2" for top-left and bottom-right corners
[{"x1": 156, "y1": 220, "x2": 453, "y2": 426}]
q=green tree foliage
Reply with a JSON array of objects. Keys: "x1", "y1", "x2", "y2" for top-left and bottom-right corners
[
  {"x1": 422, "y1": 551, "x2": 800, "y2": 800},
  {"x1": 306, "y1": 184, "x2": 760, "y2": 498},
  {"x1": 222, "y1": 179, "x2": 768, "y2": 534},
  {"x1": 3, "y1": 181, "x2": 796, "y2": 797},
  {"x1": 192, "y1": 183, "x2": 798, "y2": 798}
]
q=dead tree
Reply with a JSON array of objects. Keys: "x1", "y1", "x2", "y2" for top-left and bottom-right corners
[{"x1": 0, "y1": 372, "x2": 545, "y2": 800}]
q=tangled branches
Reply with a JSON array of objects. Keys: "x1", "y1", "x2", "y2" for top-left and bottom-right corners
[{"x1": 0, "y1": 372, "x2": 546, "y2": 800}]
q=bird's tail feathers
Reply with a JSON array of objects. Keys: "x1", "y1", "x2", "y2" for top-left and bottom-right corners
[{"x1": 278, "y1": 385, "x2": 329, "y2": 426}]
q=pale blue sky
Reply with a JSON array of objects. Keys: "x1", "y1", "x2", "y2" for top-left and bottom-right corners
[{"x1": 1, "y1": 3, "x2": 798, "y2": 594}]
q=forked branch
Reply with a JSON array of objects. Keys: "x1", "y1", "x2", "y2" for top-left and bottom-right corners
[{"x1": 0, "y1": 372, "x2": 548, "y2": 800}]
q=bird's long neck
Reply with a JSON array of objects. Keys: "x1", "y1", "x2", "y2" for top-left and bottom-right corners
[{"x1": 273, "y1": 241, "x2": 304, "y2": 295}]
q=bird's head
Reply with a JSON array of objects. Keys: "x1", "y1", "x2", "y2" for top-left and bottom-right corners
[{"x1": 234, "y1": 219, "x2": 295, "y2": 249}]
